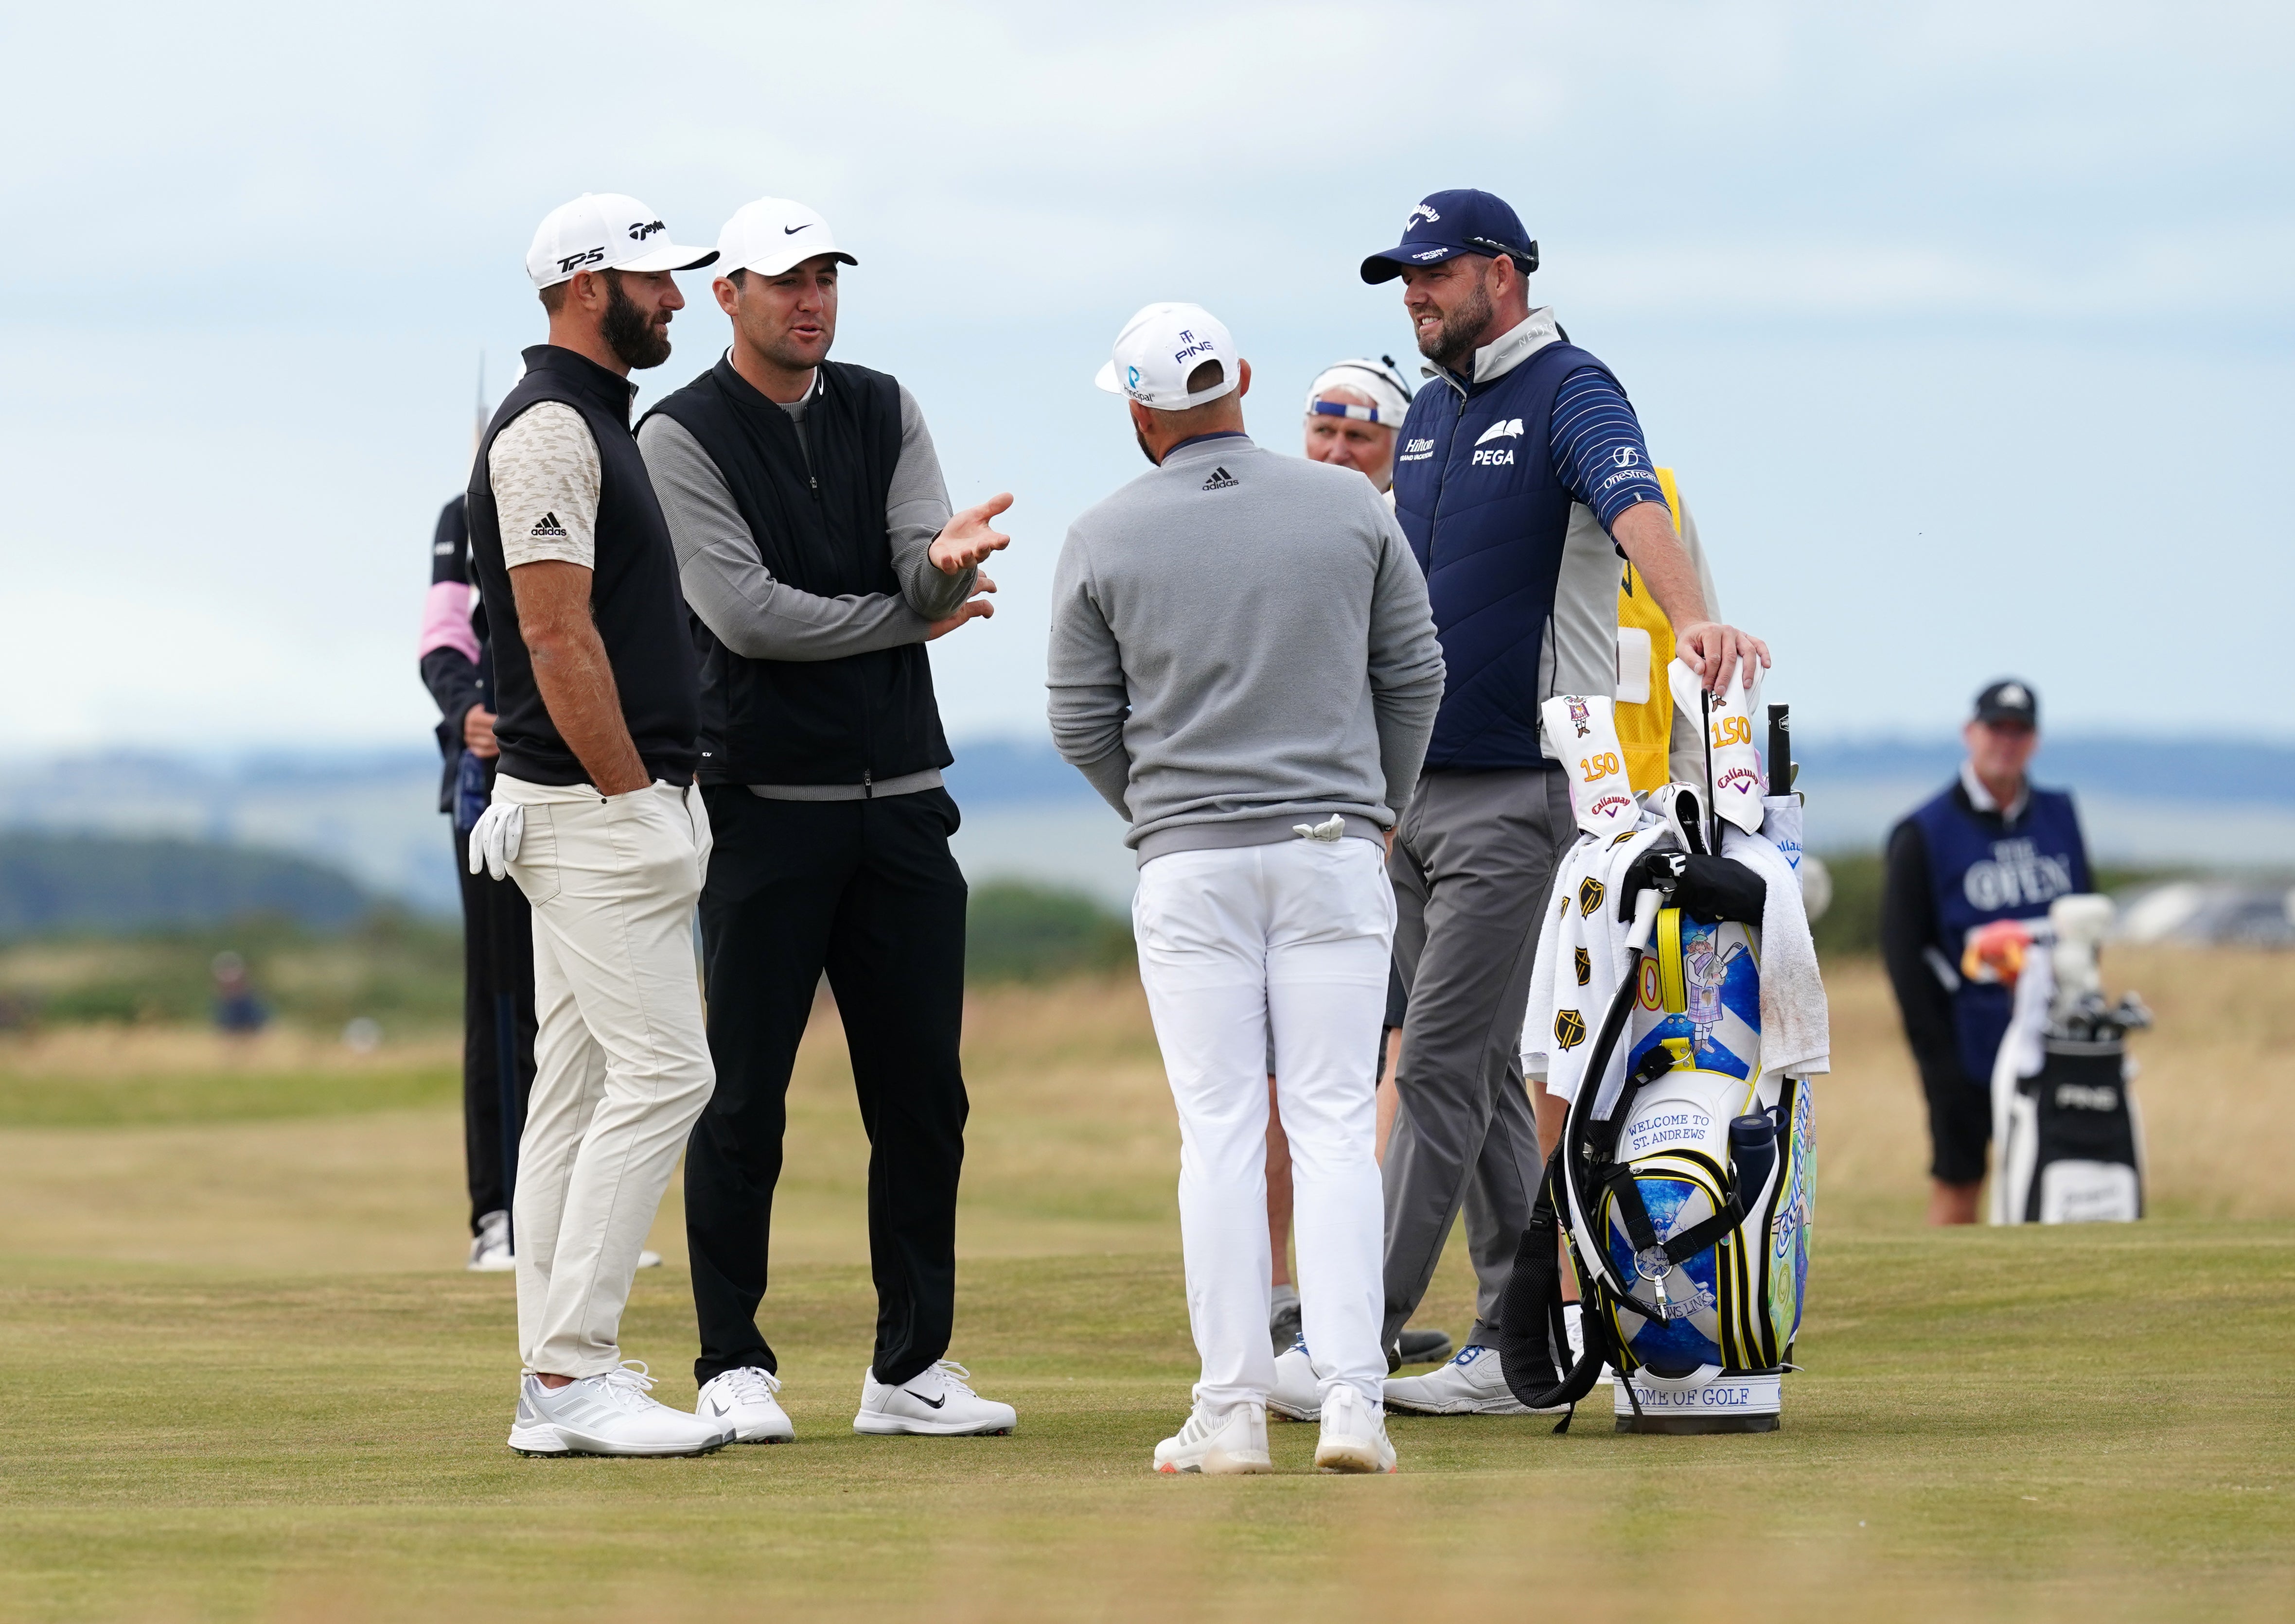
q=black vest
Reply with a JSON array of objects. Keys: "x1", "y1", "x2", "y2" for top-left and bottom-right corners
[
  {"x1": 646, "y1": 356, "x2": 952, "y2": 787},
  {"x1": 467, "y1": 345, "x2": 700, "y2": 786}
]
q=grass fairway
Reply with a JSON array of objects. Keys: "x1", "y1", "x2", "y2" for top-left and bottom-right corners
[{"x1": 1, "y1": 953, "x2": 2291, "y2": 1620}]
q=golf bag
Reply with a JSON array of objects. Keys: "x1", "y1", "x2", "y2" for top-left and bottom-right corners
[
  {"x1": 1497, "y1": 843, "x2": 1817, "y2": 1434},
  {"x1": 1988, "y1": 895, "x2": 2151, "y2": 1225}
]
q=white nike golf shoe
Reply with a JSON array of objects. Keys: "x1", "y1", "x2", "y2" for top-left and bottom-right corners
[
  {"x1": 507, "y1": 1363, "x2": 734, "y2": 1457},
  {"x1": 697, "y1": 1366, "x2": 794, "y2": 1444},
  {"x1": 636, "y1": 1249, "x2": 663, "y2": 1269},
  {"x1": 853, "y1": 1360, "x2": 1016, "y2": 1436},
  {"x1": 1382, "y1": 1344, "x2": 1556, "y2": 1416},
  {"x1": 1268, "y1": 1337, "x2": 1321, "y2": 1422},
  {"x1": 466, "y1": 1210, "x2": 513, "y2": 1273},
  {"x1": 1153, "y1": 1402, "x2": 1274, "y2": 1475},
  {"x1": 1313, "y1": 1382, "x2": 1397, "y2": 1474}
]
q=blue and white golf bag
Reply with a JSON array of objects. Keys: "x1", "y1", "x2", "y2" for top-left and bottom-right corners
[{"x1": 1498, "y1": 780, "x2": 1819, "y2": 1433}]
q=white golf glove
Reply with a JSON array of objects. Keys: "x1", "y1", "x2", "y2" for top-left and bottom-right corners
[
  {"x1": 686, "y1": 787, "x2": 713, "y2": 889},
  {"x1": 1292, "y1": 813, "x2": 1347, "y2": 842},
  {"x1": 468, "y1": 802, "x2": 524, "y2": 881}
]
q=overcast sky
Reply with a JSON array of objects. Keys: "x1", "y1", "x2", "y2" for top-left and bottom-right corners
[{"x1": 1, "y1": 0, "x2": 2288, "y2": 755}]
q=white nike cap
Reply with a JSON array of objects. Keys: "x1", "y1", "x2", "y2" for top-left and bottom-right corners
[
  {"x1": 1094, "y1": 302, "x2": 1239, "y2": 410},
  {"x1": 717, "y1": 197, "x2": 859, "y2": 279},
  {"x1": 525, "y1": 193, "x2": 717, "y2": 289}
]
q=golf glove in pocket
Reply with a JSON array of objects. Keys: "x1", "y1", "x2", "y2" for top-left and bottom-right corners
[{"x1": 468, "y1": 803, "x2": 524, "y2": 881}]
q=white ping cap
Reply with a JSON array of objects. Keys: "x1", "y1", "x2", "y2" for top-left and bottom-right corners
[
  {"x1": 526, "y1": 193, "x2": 717, "y2": 289},
  {"x1": 717, "y1": 197, "x2": 859, "y2": 279},
  {"x1": 1305, "y1": 358, "x2": 1413, "y2": 428},
  {"x1": 1094, "y1": 302, "x2": 1239, "y2": 410}
]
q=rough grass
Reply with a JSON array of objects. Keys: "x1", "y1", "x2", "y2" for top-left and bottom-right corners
[{"x1": 0, "y1": 948, "x2": 2290, "y2": 1620}]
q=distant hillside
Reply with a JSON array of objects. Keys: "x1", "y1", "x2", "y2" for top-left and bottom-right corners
[{"x1": 0, "y1": 834, "x2": 373, "y2": 937}]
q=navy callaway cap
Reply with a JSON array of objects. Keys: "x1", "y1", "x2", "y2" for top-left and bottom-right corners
[{"x1": 1360, "y1": 189, "x2": 1539, "y2": 285}]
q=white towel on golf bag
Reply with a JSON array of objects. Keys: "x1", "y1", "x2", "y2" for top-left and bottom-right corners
[
  {"x1": 1522, "y1": 812, "x2": 1669, "y2": 1108},
  {"x1": 1719, "y1": 821, "x2": 1831, "y2": 1079}
]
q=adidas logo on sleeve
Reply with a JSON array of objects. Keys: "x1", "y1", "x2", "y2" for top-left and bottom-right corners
[
  {"x1": 1200, "y1": 467, "x2": 1238, "y2": 491},
  {"x1": 529, "y1": 511, "x2": 569, "y2": 538}
]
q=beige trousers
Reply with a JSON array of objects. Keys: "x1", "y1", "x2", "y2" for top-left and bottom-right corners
[{"x1": 496, "y1": 775, "x2": 715, "y2": 1378}]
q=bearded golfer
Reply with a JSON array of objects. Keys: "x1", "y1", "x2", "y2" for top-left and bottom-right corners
[
  {"x1": 466, "y1": 192, "x2": 729, "y2": 1457},
  {"x1": 1049, "y1": 303, "x2": 1445, "y2": 1474}
]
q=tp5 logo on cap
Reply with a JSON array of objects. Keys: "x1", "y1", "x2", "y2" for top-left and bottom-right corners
[
  {"x1": 524, "y1": 193, "x2": 717, "y2": 290},
  {"x1": 1094, "y1": 302, "x2": 1240, "y2": 411}
]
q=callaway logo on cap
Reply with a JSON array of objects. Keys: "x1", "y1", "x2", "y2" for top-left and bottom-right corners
[
  {"x1": 1094, "y1": 302, "x2": 1239, "y2": 410},
  {"x1": 1360, "y1": 188, "x2": 1539, "y2": 285},
  {"x1": 716, "y1": 198, "x2": 860, "y2": 279},
  {"x1": 525, "y1": 193, "x2": 717, "y2": 289}
]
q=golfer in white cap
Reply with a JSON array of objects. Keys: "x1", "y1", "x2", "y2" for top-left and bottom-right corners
[
  {"x1": 637, "y1": 197, "x2": 1017, "y2": 1445},
  {"x1": 464, "y1": 192, "x2": 731, "y2": 1457},
  {"x1": 1050, "y1": 303, "x2": 1445, "y2": 1474}
]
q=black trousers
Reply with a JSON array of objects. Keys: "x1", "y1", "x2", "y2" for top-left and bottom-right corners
[
  {"x1": 454, "y1": 820, "x2": 537, "y2": 1232},
  {"x1": 686, "y1": 785, "x2": 970, "y2": 1388}
]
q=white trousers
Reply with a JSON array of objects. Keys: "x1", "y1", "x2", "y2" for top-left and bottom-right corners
[
  {"x1": 496, "y1": 776, "x2": 716, "y2": 1378},
  {"x1": 1132, "y1": 837, "x2": 1395, "y2": 1412}
]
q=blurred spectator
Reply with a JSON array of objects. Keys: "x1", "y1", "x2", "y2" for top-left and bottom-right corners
[{"x1": 211, "y1": 951, "x2": 267, "y2": 1034}]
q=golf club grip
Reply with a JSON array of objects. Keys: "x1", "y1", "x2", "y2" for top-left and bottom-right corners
[{"x1": 1767, "y1": 704, "x2": 1790, "y2": 798}]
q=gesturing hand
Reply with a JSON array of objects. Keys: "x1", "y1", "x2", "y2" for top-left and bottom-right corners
[
  {"x1": 926, "y1": 572, "x2": 997, "y2": 641},
  {"x1": 929, "y1": 492, "x2": 1014, "y2": 575},
  {"x1": 1676, "y1": 620, "x2": 1772, "y2": 698}
]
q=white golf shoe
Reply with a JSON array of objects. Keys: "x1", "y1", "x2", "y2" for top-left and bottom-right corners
[
  {"x1": 1382, "y1": 1344, "x2": 1554, "y2": 1416},
  {"x1": 1268, "y1": 1338, "x2": 1321, "y2": 1422},
  {"x1": 636, "y1": 1249, "x2": 664, "y2": 1269},
  {"x1": 853, "y1": 1360, "x2": 1016, "y2": 1436},
  {"x1": 1313, "y1": 1382, "x2": 1397, "y2": 1474},
  {"x1": 507, "y1": 1363, "x2": 734, "y2": 1457},
  {"x1": 466, "y1": 1210, "x2": 513, "y2": 1273},
  {"x1": 697, "y1": 1366, "x2": 795, "y2": 1444},
  {"x1": 1153, "y1": 1402, "x2": 1274, "y2": 1475}
]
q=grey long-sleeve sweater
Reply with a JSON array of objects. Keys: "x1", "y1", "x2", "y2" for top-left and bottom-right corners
[
  {"x1": 636, "y1": 372, "x2": 972, "y2": 664},
  {"x1": 1047, "y1": 434, "x2": 1445, "y2": 861}
]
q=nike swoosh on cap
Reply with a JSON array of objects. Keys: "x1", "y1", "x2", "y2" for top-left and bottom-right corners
[{"x1": 783, "y1": 224, "x2": 808, "y2": 235}]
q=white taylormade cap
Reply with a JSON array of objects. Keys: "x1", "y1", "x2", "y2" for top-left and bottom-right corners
[
  {"x1": 717, "y1": 197, "x2": 859, "y2": 279},
  {"x1": 525, "y1": 193, "x2": 718, "y2": 289},
  {"x1": 1093, "y1": 302, "x2": 1239, "y2": 410}
]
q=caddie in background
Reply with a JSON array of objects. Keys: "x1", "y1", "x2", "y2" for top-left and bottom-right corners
[
  {"x1": 1882, "y1": 680, "x2": 2093, "y2": 1225},
  {"x1": 1359, "y1": 188, "x2": 1768, "y2": 1418},
  {"x1": 465, "y1": 192, "x2": 729, "y2": 1459},
  {"x1": 1049, "y1": 302, "x2": 1445, "y2": 1474},
  {"x1": 638, "y1": 197, "x2": 1016, "y2": 1443}
]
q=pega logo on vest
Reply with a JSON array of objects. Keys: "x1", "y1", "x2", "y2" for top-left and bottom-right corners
[
  {"x1": 1472, "y1": 416, "x2": 1523, "y2": 467},
  {"x1": 1962, "y1": 837, "x2": 2076, "y2": 912}
]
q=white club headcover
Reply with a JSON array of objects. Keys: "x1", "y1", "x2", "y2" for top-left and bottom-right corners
[
  {"x1": 468, "y1": 802, "x2": 525, "y2": 881},
  {"x1": 1540, "y1": 692, "x2": 1638, "y2": 839},
  {"x1": 1659, "y1": 782, "x2": 1710, "y2": 856},
  {"x1": 1667, "y1": 657, "x2": 1766, "y2": 835}
]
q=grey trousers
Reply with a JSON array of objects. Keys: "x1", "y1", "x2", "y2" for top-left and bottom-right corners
[{"x1": 1380, "y1": 768, "x2": 1573, "y2": 1349}]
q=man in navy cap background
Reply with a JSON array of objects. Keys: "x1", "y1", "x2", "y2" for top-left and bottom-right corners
[
  {"x1": 1882, "y1": 680, "x2": 2092, "y2": 1225},
  {"x1": 1363, "y1": 188, "x2": 1769, "y2": 1417}
]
